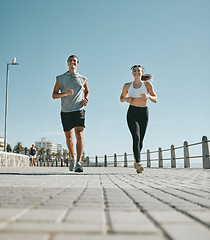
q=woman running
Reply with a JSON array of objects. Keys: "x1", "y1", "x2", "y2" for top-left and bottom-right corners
[
  {"x1": 29, "y1": 144, "x2": 37, "y2": 166},
  {"x1": 120, "y1": 65, "x2": 157, "y2": 173}
]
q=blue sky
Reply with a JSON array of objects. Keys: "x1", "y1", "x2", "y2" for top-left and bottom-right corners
[{"x1": 0, "y1": 0, "x2": 210, "y2": 158}]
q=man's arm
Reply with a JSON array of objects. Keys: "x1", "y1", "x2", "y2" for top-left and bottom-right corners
[
  {"x1": 52, "y1": 80, "x2": 73, "y2": 99},
  {"x1": 82, "y1": 82, "x2": 89, "y2": 106}
]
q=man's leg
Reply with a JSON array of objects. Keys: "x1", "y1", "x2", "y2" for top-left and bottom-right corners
[
  {"x1": 74, "y1": 127, "x2": 84, "y2": 163},
  {"x1": 64, "y1": 129, "x2": 75, "y2": 159}
]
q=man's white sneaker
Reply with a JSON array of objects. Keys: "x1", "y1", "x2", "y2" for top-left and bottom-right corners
[
  {"x1": 74, "y1": 162, "x2": 83, "y2": 172},
  {"x1": 69, "y1": 159, "x2": 75, "y2": 171}
]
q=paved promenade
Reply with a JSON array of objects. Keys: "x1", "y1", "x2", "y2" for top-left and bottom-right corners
[{"x1": 0, "y1": 167, "x2": 209, "y2": 240}]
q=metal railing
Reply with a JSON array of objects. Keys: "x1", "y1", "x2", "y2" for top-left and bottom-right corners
[
  {"x1": 34, "y1": 135, "x2": 210, "y2": 169},
  {"x1": 86, "y1": 135, "x2": 210, "y2": 169}
]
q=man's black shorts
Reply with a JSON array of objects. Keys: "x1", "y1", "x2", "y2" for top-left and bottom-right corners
[{"x1": 61, "y1": 109, "x2": 85, "y2": 132}]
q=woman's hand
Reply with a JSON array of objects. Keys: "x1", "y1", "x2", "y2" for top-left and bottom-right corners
[
  {"x1": 140, "y1": 93, "x2": 149, "y2": 100},
  {"x1": 126, "y1": 97, "x2": 133, "y2": 103},
  {"x1": 121, "y1": 97, "x2": 132, "y2": 103}
]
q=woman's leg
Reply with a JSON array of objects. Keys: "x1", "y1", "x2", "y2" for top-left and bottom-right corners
[
  {"x1": 127, "y1": 107, "x2": 141, "y2": 163},
  {"x1": 138, "y1": 108, "x2": 149, "y2": 152}
]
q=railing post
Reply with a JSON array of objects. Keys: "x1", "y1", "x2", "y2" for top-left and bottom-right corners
[
  {"x1": 171, "y1": 145, "x2": 176, "y2": 168},
  {"x1": 202, "y1": 136, "x2": 210, "y2": 169},
  {"x1": 95, "y1": 156, "x2": 98, "y2": 167},
  {"x1": 61, "y1": 158, "x2": 63, "y2": 167},
  {"x1": 124, "y1": 152, "x2": 127, "y2": 167},
  {"x1": 147, "y1": 150, "x2": 151, "y2": 168},
  {"x1": 86, "y1": 156, "x2": 89, "y2": 167},
  {"x1": 104, "y1": 155, "x2": 107, "y2": 167},
  {"x1": 114, "y1": 154, "x2": 117, "y2": 167},
  {"x1": 158, "y1": 147, "x2": 163, "y2": 168},
  {"x1": 184, "y1": 141, "x2": 190, "y2": 168}
]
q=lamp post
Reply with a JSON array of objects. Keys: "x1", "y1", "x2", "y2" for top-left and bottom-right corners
[{"x1": 4, "y1": 58, "x2": 19, "y2": 152}]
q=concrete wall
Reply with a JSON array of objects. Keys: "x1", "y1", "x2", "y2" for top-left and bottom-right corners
[{"x1": 0, "y1": 151, "x2": 30, "y2": 167}]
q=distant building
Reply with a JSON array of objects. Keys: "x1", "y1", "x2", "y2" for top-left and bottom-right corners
[
  {"x1": 0, "y1": 137, "x2": 4, "y2": 151},
  {"x1": 35, "y1": 137, "x2": 58, "y2": 154},
  {"x1": 57, "y1": 144, "x2": 63, "y2": 155}
]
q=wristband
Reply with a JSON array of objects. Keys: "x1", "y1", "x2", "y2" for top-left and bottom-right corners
[{"x1": 85, "y1": 97, "x2": 89, "y2": 102}]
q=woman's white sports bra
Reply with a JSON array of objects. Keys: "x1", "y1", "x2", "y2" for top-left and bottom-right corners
[{"x1": 128, "y1": 81, "x2": 148, "y2": 98}]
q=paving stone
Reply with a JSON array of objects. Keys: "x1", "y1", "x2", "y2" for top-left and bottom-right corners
[
  {"x1": 162, "y1": 223, "x2": 210, "y2": 240},
  {"x1": 65, "y1": 209, "x2": 105, "y2": 224},
  {"x1": 0, "y1": 232, "x2": 49, "y2": 240},
  {"x1": 52, "y1": 233, "x2": 164, "y2": 240},
  {"x1": 187, "y1": 210, "x2": 210, "y2": 224},
  {"x1": 19, "y1": 209, "x2": 65, "y2": 221},
  {"x1": 5, "y1": 222, "x2": 105, "y2": 233},
  {"x1": 0, "y1": 208, "x2": 25, "y2": 221},
  {"x1": 148, "y1": 210, "x2": 194, "y2": 223}
]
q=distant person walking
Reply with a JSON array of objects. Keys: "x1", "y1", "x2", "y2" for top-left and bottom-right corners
[
  {"x1": 120, "y1": 65, "x2": 157, "y2": 173},
  {"x1": 29, "y1": 144, "x2": 37, "y2": 166},
  {"x1": 52, "y1": 55, "x2": 89, "y2": 172}
]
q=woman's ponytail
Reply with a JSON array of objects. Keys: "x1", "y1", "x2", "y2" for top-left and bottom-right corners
[{"x1": 142, "y1": 74, "x2": 153, "y2": 81}]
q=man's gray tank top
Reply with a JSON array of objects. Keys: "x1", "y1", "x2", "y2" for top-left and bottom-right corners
[{"x1": 56, "y1": 71, "x2": 88, "y2": 112}]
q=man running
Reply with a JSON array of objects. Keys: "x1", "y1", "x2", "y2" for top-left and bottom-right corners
[{"x1": 52, "y1": 55, "x2": 89, "y2": 172}]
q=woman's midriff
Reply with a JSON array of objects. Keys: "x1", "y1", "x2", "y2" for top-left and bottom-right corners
[{"x1": 130, "y1": 98, "x2": 147, "y2": 107}]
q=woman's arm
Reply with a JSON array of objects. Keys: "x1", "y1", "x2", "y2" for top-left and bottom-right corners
[
  {"x1": 144, "y1": 81, "x2": 157, "y2": 103},
  {"x1": 120, "y1": 83, "x2": 133, "y2": 103}
]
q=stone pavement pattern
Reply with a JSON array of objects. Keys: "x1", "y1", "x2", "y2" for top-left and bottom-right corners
[{"x1": 0, "y1": 167, "x2": 209, "y2": 240}]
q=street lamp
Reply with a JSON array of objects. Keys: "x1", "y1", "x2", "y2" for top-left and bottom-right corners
[{"x1": 4, "y1": 58, "x2": 20, "y2": 152}]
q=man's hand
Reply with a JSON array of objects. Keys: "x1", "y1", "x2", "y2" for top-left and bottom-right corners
[
  {"x1": 81, "y1": 98, "x2": 88, "y2": 106},
  {"x1": 65, "y1": 89, "x2": 74, "y2": 96}
]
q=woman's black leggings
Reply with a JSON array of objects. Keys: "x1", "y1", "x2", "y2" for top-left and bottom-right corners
[{"x1": 127, "y1": 105, "x2": 148, "y2": 163}]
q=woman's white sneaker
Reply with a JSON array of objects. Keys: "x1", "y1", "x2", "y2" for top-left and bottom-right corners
[{"x1": 134, "y1": 163, "x2": 144, "y2": 174}]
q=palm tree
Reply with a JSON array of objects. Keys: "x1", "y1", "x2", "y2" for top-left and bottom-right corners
[
  {"x1": 56, "y1": 152, "x2": 61, "y2": 166},
  {"x1": 24, "y1": 147, "x2": 29, "y2": 155},
  {"x1": 63, "y1": 150, "x2": 67, "y2": 164},
  {"x1": 6, "y1": 144, "x2": 12, "y2": 152},
  {"x1": 13, "y1": 142, "x2": 23, "y2": 154},
  {"x1": 46, "y1": 149, "x2": 50, "y2": 160},
  {"x1": 52, "y1": 152, "x2": 56, "y2": 166},
  {"x1": 38, "y1": 148, "x2": 45, "y2": 166},
  {"x1": 38, "y1": 148, "x2": 45, "y2": 157}
]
